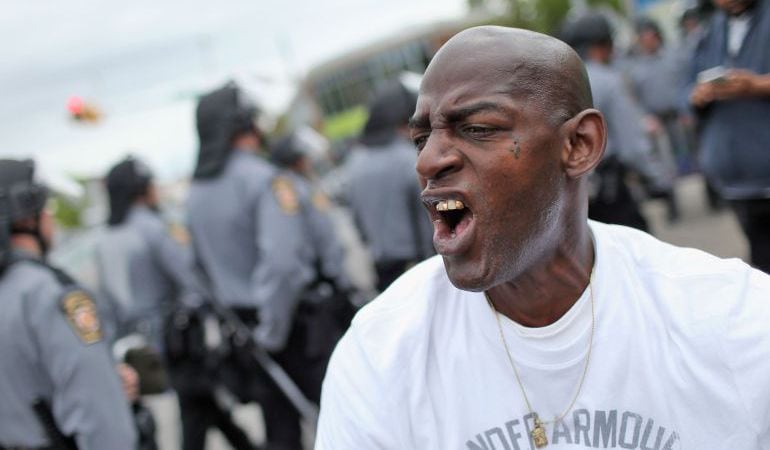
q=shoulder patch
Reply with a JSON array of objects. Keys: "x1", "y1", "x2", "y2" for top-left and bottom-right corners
[
  {"x1": 61, "y1": 290, "x2": 102, "y2": 344},
  {"x1": 311, "y1": 191, "x2": 331, "y2": 212},
  {"x1": 272, "y1": 176, "x2": 300, "y2": 215},
  {"x1": 168, "y1": 223, "x2": 191, "y2": 245}
]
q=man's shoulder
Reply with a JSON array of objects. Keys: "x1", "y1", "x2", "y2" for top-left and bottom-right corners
[
  {"x1": 341, "y1": 256, "x2": 450, "y2": 367},
  {"x1": 585, "y1": 64, "x2": 626, "y2": 103},
  {"x1": 195, "y1": 152, "x2": 274, "y2": 185},
  {"x1": 595, "y1": 221, "x2": 751, "y2": 279},
  {"x1": 593, "y1": 221, "x2": 765, "y2": 311},
  {"x1": 355, "y1": 255, "x2": 446, "y2": 324},
  {"x1": 229, "y1": 152, "x2": 275, "y2": 181},
  {"x1": 586, "y1": 62, "x2": 622, "y2": 83},
  {"x1": 4, "y1": 258, "x2": 64, "y2": 289},
  {"x1": 1, "y1": 259, "x2": 72, "y2": 311},
  {"x1": 131, "y1": 208, "x2": 167, "y2": 238}
]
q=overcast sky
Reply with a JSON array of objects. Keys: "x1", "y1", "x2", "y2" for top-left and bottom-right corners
[{"x1": 0, "y1": 0, "x2": 467, "y2": 181}]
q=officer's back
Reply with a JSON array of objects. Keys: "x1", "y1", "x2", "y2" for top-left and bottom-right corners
[
  {"x1": 188, "y1": 150, "x2": 277, "y2": 305},
  {"x1": 0, "y1": 159, "x2": 136, "y2": 449},
  {"x1": 187, "y1": 83, "x2": 313, "y2": 352},
  {"x1": 96, "y1": 157, "x2": 199, "y2": 348},
  {"x1": 270, "y1": 131, "x2": 351, "y2": 290},
  {"x1": 187, "y1": 83, "x2": 320, "y2": 450}
]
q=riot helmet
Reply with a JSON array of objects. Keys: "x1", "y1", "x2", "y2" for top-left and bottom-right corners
[
  {"x1": 560, "y1": 12, "x2": 614, "y2": 57},
  {"x1": 270, "y1": 133, "x2": 306, "y2": 169},
  {"x1": 635, "y1": 17, "x2": 665, "y2": 53},
  {"x1": 635, "y1": 17, "x2": 663, "y2": 40},
  {"x1": 194, "y1": 82, "x2": 261, "y2": 179},
  {"x1": 359, "y1": 79, "x2": 418, "y2": 147},
  {"x1": 106, "y1": 156, "x2": 153, "y2": 226},
  {"x1": 0, "y1": 159, "x2": 49, "y2": 272}
]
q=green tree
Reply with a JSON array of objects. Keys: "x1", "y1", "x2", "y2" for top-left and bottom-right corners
[
  {"x1": 469, "y1": 0, "x2": 624, "y2": 34},
  {"x1": 50, "y1": 195, "x2": 83, "y2": 229}
]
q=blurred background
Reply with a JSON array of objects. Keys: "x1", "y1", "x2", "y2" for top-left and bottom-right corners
[{"x1": 1, "y1": 0, "x2": 752, "y2": 447}]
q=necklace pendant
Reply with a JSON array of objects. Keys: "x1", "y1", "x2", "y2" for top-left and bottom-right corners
[{"x1": 532, "y1": 417, "x2": 548, "y2": 448}]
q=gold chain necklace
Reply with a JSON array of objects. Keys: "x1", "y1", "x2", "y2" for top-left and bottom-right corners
[{"x1": 484, "y1": 280, "x2": 595, "y2": 449}]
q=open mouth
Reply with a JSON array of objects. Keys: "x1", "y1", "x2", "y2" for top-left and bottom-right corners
[
  {"x1": 436, "y1": 200, "x2": 469, "y2": 234},
  {"x1": 428, "y1": 197, "x2": 476, "y2": 254}
]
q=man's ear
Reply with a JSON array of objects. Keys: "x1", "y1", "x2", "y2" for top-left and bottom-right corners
[{"x1": 561, "y1": 109, "x2": 606, "y2": 178}]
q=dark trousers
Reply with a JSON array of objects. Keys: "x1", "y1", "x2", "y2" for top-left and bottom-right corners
[
  {"x1": 375, "y1": 259, "x2": 413, "y2": 292},
  {"x1": 732, "y1": 198, "x2": 770, "y2": 274},
  {"x1": 178, "y1": 393, "x2": 255, "y2": 450},
  {"x1": 228, "y1": 308, "x2": 331, "y2": 450}
]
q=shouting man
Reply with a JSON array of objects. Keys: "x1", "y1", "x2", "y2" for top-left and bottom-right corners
[{"x1": 315, "y1": 27, "x2": 770, "y2": 449}]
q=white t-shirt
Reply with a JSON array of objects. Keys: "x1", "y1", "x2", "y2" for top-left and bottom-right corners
[
  {"x1": 728, "y1": 13, "x2": 752, "y2": 57},
  {"x1": 316, "y1": 221, "x2": 770, "y2": 449}
]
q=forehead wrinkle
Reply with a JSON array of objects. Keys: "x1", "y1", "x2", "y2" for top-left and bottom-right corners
[
  {"x1": 408, "y1": 114, "x2": 429, "y2": 129},
  {"x1": 493, "y1": 55, "x2": 587, "y2": 125},
  {"x1": 422, "y1": 26, "x2": 594, "y2": 132}
]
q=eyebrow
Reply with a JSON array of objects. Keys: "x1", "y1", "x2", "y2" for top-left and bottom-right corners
[
  {"x1": 409, "y1": 101, "x2": 510, "y2": 130},
  {"x1": 408, "y1": 115, "x2": 429, "y2": 130}
]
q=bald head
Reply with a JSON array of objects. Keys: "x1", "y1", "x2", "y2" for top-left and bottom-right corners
[{"x1": 422, "y1": 26, "x2": 593, "y2": 125}]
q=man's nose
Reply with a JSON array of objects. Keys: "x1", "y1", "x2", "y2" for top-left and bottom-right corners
[{"x1": 415, "y1": 131, "x2": 463, "y2": 183}]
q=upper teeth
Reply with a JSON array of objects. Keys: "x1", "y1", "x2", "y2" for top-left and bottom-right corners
[{"x1": 436, "y1": 200, "x2": 465, "y2": 211}]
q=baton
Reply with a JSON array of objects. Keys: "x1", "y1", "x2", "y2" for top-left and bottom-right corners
[{"x1": 206, "y1": 295, "x2": 320, "y2": 426}]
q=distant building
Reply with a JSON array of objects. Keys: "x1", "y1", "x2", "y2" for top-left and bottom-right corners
[{"x1": 285, "y1": 16, "x2": 490, "y2": 141}]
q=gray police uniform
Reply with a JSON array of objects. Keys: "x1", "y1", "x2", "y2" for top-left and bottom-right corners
[
  {"x1": 95, "y1": 204, "x2": 199, "y2": 349},
  {"x1": 623, "y1": 50, "x2": 688, "y2": 118},
  {"x1": 586, "y1": 62, "x2": 653, "y2": 170},
  {"x1": 589, "y1": 61, "x2": 676, "y2": 192},
  {"x1": 0, "y1": 250, "x2": 137, "y2": 449},
  {"x1": 584, "y1": 61, "x2": 652, "y2": 230},
  {"x1": 345, "y1": 136, "x2": 433, "y2": 288},
  {"x1": 187, "y1": 150, "x2": 315, "y2": 352},
  {"x1": 284, "y1": 170, "x2": 350, "y2": 290},
  {"x1": 623, "y1": 50, "x2": 687, "y2": 176}
]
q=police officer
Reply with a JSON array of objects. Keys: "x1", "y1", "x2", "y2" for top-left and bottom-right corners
[
  {"x1": 270, "y1": 131, "x2": 352, "y2": 295},
  {"x1": 624, "y1": 17, "x2": 683, "y2": 222},
  {"x1": 344, "y1": 79, "x2": 434, "y2": 291},
  {"x1": 187, "y1": 82, "x2": 317, "y2": 449},
  {"x1": 95, "y1": 156, "x2": 255, "y2": 450},
  {"x1": 561, "y1": 12, "x2": 653, "y2": 231},
  {"x1": 0, "y1": 158, "x2": 137, "y2": 449},
  {"x1": 95, "y1": 156, "x2": 200, "y2": 348},
  {"x1": 270, "y1": 131, "x2": 356, "y2": 334}
]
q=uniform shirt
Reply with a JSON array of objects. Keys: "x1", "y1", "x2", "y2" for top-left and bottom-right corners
[
  {"x1": 284, "y1": 170, "x2": 350, "y2": 290},
  {"x1": 95, "y1": 204, "x2": 200, "y2": 347},
  {"x1": 345, "y1": 137, "x2": 434, "y2": 264},
  {"x1": 0, "y1": 250, "x2": 137, "y2": 449},
  {"x1": 316, "y1": 221, "x2": 770, "y2": 449},
  {"x1": 585, "y1": 62, "x2": 651, "y2": 167},
  {"x1": 585, "y1": 62, "x2": 668, "y2": 189},
  {"x1": 623, "y1": 49, "x2": 688, "y2": 115},
  {"x1": 187, "y1": 150, "x2": 314, "y2": 351}
]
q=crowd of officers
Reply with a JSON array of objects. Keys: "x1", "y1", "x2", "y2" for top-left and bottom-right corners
[
  {"x1": 0, "y1": 76, "x2": 428, "y2": 450},
  {"x1": 2, "y1": 2, "x2": 768, "y2": 448},
  {"x1": 563, "y1": 1, "x2": 770, "y2": 274}
]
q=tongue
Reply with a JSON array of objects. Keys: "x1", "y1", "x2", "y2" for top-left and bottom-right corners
[
  {"x1": 454, "y1": 211, "x2": 472, "y2": 235},
  {"x1": 448, "y1": 210, "x2": 473, "y2": 238}
]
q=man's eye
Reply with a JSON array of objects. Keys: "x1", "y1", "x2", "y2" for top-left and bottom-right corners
[
  {"x1": 462, "y1": 125, "x2": 496, "y2": 139},
  {"x1": 412, "y1": 134, "x2": 429, "y2": 151}
]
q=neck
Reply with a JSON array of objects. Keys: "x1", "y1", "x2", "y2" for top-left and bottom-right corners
[
  {"x1": 486, "y1": 219, "x2": 594, "y2": 327},
  {"x1": 11, "y1": 234, "x2": 42, "y2": 258}
]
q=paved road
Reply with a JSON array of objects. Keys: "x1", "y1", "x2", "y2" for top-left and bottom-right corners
[{"x1": 641, "y1": 174, "x2": 747, "y2": 261}]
